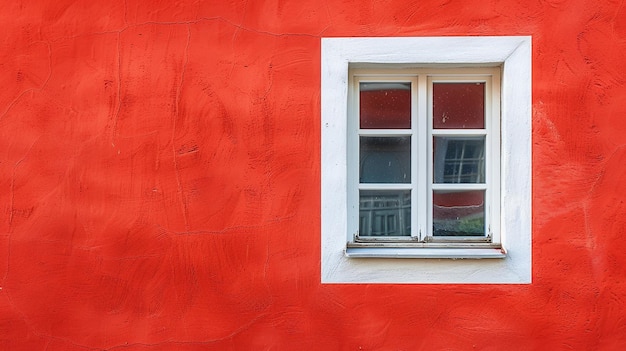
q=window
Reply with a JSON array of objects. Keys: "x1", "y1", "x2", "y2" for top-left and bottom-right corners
[
  {"x1": 321, "y1": 37, "x2": 531, "y2": 283},
  {"x1": 350, "y1": 69, "x2": 500, "y2": 248}
]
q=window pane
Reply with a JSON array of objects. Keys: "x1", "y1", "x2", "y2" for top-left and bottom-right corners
[
  {"x1": 433, "y1": 82, "x2": 484, "y2": 129},
  {"x1": 433, "y1": 190, "x2": 485, "y2": 236},
  {"x1": 433, "y1": 136, "x2": 485, "y2": 183},
  {"x1": 360, "y1": 136, "x2": 411, "y2": 183},
  {"x1": 360, "y1": 82, "x2": 411, "y2": 129},
  {"x1": 360, "y1": 190, "x2": 411, "y2": 236}
]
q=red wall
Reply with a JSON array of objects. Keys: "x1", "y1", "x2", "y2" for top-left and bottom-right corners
[{"x1": 2, "y1": 0, "x2": 626, "y2": 349}]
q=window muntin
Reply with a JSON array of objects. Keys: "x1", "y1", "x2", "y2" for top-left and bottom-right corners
[{"x1": 350, "y1": 69, "x2": 500, "y2": 244}]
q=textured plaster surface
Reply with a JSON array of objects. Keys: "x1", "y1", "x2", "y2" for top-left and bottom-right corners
[{"x1": 1, "y1": 0, "x2": 626, "y2": 349}]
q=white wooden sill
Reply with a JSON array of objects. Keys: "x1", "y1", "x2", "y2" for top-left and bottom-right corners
[{"x1": 345, "y1": 246, "x2": 506, "y2": 259}]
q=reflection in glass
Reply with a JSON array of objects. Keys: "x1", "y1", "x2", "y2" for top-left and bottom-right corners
[
  {"x1": 433, "y1": 82, "x2": 485, "y2": 129},
  {"x1": 360, "y1": 136, "x2": 411, "y2": 183},
  {"x1": 360, "y1": 190, "x2": 411, "y2": 236},
  {"x1": 433, "y1": 190, "x2": 485, "y2": 236},
  {"x1": 360, "y1": 82, "x2": 411, "y2": 129},
  {"x1": 433, "y1": 137, "x2": 485, "y2": 183}
]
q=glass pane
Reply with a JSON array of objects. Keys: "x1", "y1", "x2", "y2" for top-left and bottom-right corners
[
  {"x1": 360, "y1": 190, "x2": 411, "y2": 236},
  {"x1": 360, "y1": 136, "x2": 411, "y2": 183},
  {"x1": 433, "y1": 82, "x2": 485, "y2": 129},
  {"x1": 433, "y1": 190, "x2": 485, "y2": 236},
  {"x1": 433, "y1": 136, "x2": 485, "y2": 183},
  {"x1": 360, "y1": 82, "x2": 411, "y2": 129}
]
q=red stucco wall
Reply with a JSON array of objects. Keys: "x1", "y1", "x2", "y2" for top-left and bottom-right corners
[{"x1": 2, "y1": 0, "x2": 626, "y2": 349}]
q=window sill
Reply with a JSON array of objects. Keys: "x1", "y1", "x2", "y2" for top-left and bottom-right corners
[{"x1": 345, "y1": 246, "x2": 506, "y2": 259}]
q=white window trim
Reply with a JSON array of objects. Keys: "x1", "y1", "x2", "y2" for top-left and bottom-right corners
[{"x1": 321, "y1": 36, "x2": 531, "y2": 284}]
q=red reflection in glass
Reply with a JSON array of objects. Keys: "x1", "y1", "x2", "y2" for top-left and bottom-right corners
[
  {"x1": 360, "y1": 83, "x2": 411, "y2": 129},
  {"x1": 433, "y1": 190, "x2": 485, "y2": 236},
  {"x1": 433, "y1": 83, "x2": 484, "y2": 129}
]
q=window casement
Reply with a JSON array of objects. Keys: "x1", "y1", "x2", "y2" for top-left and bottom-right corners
[
  {"x1": 321, "y1": 36, "x2": 531, "y2": 284},
  {"x1": 348, "y1": 68, "x2": 502, "y2": 256}
]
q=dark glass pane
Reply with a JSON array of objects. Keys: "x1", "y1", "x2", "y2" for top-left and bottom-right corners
[
  {"x1": 433, "y1": 190, "x2": 485, "y2": 236},
  {"x1": 433, "y1": 82, "x2": 485, "y2": 129},
  {"x1": 360, "y1": 136, "x2": 411, "y2": 183},
  {"x1": 359, "y1": 190, "x2": 411, "y2": 236},
  {"x1": 433, "y1": 136, "x2": 485, "y2": 183},
  {"x1": 360, "y1": 82, "x2": 411, "y2": 129}
]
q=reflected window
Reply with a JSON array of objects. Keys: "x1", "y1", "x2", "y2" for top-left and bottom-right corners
[
  {"x1": 434, "y1": 137, "x2": 485, "y2": 184},
  {"x1": 359, "y1": 191, "x2": 411, "y2": 236}
]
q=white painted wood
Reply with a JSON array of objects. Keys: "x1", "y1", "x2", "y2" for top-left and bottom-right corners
[
  {"x1": 345, "y1": 247, "x2": 506, "y2": 259},
  {"x1": 358, "y1": 184, "x2": 413, "y2": 190},
  {"x1": 321, "y1": 36, "x2": 531, "y2": 284}
]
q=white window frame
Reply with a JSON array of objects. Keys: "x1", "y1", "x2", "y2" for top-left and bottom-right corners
[
  {"x1": 349, "y1": 68, "x2": 500, "y2": 249},
  {"x1": 321, "y1": 36, "x2": 531, "y2": 284}
]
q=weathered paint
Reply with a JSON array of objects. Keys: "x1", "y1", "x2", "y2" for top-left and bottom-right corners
[{"x1": 1, "y1": 0, "x2": 625, "y2": 349}]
